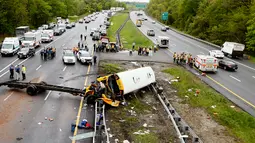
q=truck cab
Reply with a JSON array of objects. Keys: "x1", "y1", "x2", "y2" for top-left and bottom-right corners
[
  {"x1": 156, "y1": 36, "x2": 170, "y2": 48},
  {"x1": 221, "y1": 42, "x2": 245, "y2": 58},
  {"x1": 194, "y1": 55, "x2": 218, "y2": 73},
  {"x1": 22, "y1": 31, "x2": 42, "y2": 48}
]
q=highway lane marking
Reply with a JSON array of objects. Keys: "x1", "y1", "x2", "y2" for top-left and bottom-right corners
[
  {"x1": 44, "y1": 91, "x2": 52, "y2": 101},
  {"x1": 229, "y1": 75, "x2": 241, "y2": 82},
  {"x1": 4, "y1": 92, "x2": 13, "y2": 101},
  {"x1": 253, "y1": 76, "x2": 255, "y2": 79},
  {"x1": 0, "y1": 30, "x2": 71, "y2": 77},
  {"x1": 206, "y1": 75, "x2": 255, "y2": 109},
  {"x1": 36, "y1": 65, "x2": 42, "y2": 71},
  {"x1": 62, "y1": 44, "x2": 65, "y2": 47},
  {"x1": 0, "y1": 71, "x2": 9, "y2": 78},
  {"x1": 72, "y1": 50, "x2": 94, "y2": 143},
  {"x1": 0, "y1": 59, "x2": 19, "y2": 73},
  {"x1": 63, "y1": 66, "x2": 67, "y2": 72}
]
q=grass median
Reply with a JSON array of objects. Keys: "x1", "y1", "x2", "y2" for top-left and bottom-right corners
[
  {"x1": 163, "y1": 67, "x2": 255, "y2": 143},
  {"x1": 120, "y1": 20, "x2": 154, "y2": 50},
  {"x1": 107, "y1": 13, "x2": 129, "y2": 41}
]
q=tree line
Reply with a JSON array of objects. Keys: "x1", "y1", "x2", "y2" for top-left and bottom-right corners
[
  {"x1": 0, "y1": 0, "x2": 126, "y2": 35},
  {"x1": 146, "y1": 0, "x2": 255, "y2": 53}
]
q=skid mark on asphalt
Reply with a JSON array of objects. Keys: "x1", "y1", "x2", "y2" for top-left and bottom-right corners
[
  {"x1": 229, "y1": 75, "x2": 241, "y2": 82},
  {"x1": 4, "y1": 92, "x2": 13, "y2": 101}
]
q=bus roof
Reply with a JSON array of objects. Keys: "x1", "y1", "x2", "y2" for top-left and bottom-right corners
[{"x1": 158, "y1": 36, "x2": 169, "y2": 40}]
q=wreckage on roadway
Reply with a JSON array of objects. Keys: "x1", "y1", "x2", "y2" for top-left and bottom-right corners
[{"x1": 0, "y1": 67, "x2": 156, "y2": 106}]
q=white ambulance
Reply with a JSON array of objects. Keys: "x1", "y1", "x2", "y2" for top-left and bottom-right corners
[{"x1": 194, "y1": 55, "x2": 218, "y2": 73}]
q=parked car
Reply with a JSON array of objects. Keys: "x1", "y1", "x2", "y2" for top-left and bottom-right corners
[
  {"x1": 165, "y1": 26, "x2": 170, "y2": 30},
  {"x1": 59, "y1": 27, "x2": 66, "y2": 33},
  {"x1": 90, "y1": 28, "x2": 99, "y2": 36},
  {"x1": 147, "y1": 29, "x2": 155, "y2": 36},
  {"x1": 92, "y1": 32, "x2": 100, "y2": 40},
  {"x1": 48, "y1": 23, "x2": 55, "y2": 29},
  {"x1": 79, "y1": 19, "x2": 83, "y2": 23},
  {"x1": 85, "y1": 18, "x2": 90, "y2": 23},
  {"x1": 152, "y1": 21, "x2": 156, "y2": 24},
  {"x1": 66, "y1": 24, "x2": 72, "y2": 29},
  {"x1": 71, "y1": 22, "x2": 76, "y2": 27},
  {"x1": 54, "y1": 28, "x2": 63, "y2": 36},
  {"x1": 100, "y1": 30, "x2": 107, "y2": 36},
  {"x1": 62, "y1": 50, "x2": 76, "y2": 64},
  {"x1": 161, "y1": 27, "x2": 167, "y2": 32},
  {"x1": 218, "y1": 60, "x2": 238, "y2": 71},
  {"x1": 209, "y1": 50, "x2": 224, "y2": 59},
  {"x1": 17, "y1": 47, "x2": 35, "y2": 59},
  {"x1": 41, "y1": 33, "x2": 53, "y2": 43},
  {"x1": 76, "y1": 50, "x2": 92, "y2": 64}
]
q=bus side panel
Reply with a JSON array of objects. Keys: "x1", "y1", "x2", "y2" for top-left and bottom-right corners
[{"x1": 117, "y1": 67, "x2": 156, "y2": 95}]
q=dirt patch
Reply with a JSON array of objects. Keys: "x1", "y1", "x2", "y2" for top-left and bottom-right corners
[{"x1": 101, "y1": 60, "x2": 236, "y2": 143}]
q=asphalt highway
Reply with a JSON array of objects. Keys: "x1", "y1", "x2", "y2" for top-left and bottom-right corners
[
  {"x1": 0, "y1": 13, "x2": 106, "y2": 143},
  {"x1": 130, "y1": 11, "x2": 255, "y2": 117}
]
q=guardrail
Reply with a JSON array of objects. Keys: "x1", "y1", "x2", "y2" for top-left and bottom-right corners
[
  {"x1": 115, "y1": 13, "x2": 130, "y2": 49},
  {"x1": 150, "y1": 83, "x2": 203, "y2": 143}
]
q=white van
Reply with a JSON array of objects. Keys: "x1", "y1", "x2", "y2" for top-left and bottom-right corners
[
  {"x1": 156, "y1": 36, "x2": 169, "y2": 48},
  {"x1": 42, "y1": 30, "x2": 54, "y2": 39},
  {"x1": 194, "y1": 55, "x2": 218, "y2": 73},
  {"x1": 1, "y1": 37, "x2": 20, "y2": 56},
  {"x1": 42, "y1": 24, "x2": 48, "y2": 30},
  {"x1": 22, "y1": 31, "x2": 42, "y2": 48}
]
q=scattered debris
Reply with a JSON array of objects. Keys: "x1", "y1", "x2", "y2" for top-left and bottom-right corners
[
  {"x1": 107, "y1": 128, "x2": 110, "y2": 131},
  {"x1": 131, "y1": 107, "x2": 134, "y2": 109},
  {"x1": 59, "y1": 77, "x2": 64, "y2": 79},
  {"x1": 49, "y1": 118, "x2": 54, "y2": 122},
  {"x1": 133, "y1": 130, "x2": 150, "y2": 135},
  {"x1": 123, "y1": 140, "x2": 130, "y2": 143},
  {"x1": 128, "y1": 110, "x2": 137, "y2": 116},
  {"x1": 119, "y1": 120, "x2": 125, "y2": 122},
  {"x1": 171, "y1": 79, "x2": 178, "y2": 82},
  {"x1": 45, "y1": 117, "x2": 48, "y2": 120},
  {"x1": 109, "y1": 134, "x2": 113, "y2": 137},
  {"x1": 74, "y1": 107, "x2": 76, "y2": 110},
  {"x1": 16, "y1": 137, "x2": 23, "y2": 141},
  {"x1": 115, "y1": 139, "x2": 119, "y2": 143},
  {"x1": 188, "y1": 89, "x2": 192, "y2": 92},
  {"x1": 201, "y1": 73, "x2": 206, "y2": 76},
  {"x1": 211, "y1": 105, "x2": 216, "y2": 109},
  {"x1": 59, "y1": 128, "x2": 62, "y2": 132},
  {"x1": 38, "y1": 122, "x2": 42, "y2": 125},
  {"x1": 143, "y1": 123, "x2": 147, "y2": 127},
  {"x1": 230, "y1": 105, "x2": 235, "y2": 108},
  {"x1": 152, "y1": 106, "x2": 157, "y2": 110},
  {"x1": 196, "y1": 89, "x2": 200, "y2": 95}
]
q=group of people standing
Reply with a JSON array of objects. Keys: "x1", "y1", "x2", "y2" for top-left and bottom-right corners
[
  {"x1": 9, "y1": 65, "x2": 26, "y2": 80},
  {"x1": 137, "y1": 47, "x2": 154, "y2": 56},
  {"x1": 173, "y1": 52, "x2": 194, "y2": 66},
  {"x1": 40, "y1": 47, "x2": 56, "y2": 60}
]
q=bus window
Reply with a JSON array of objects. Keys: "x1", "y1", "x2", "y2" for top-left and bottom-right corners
[{"x1": 161, "y1": 39, "x2": 169, "y2": 45}]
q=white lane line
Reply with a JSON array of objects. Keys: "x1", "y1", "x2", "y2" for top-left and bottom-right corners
[
  {"x1": 0, "y1": 71, "x2": 9, "y2": 78},
  {"x1": 0, "y1": 59, "x2": 19, "y2": 73},
  {"x1": 62, "y1": 44, "x2": 65, "y2": 47},
  {"x1": 36, "y1": 65, "x2": 42, "y2": 71},
  {"x1": 63, "y1": 66, "x2": 67, "y2": 71},
  {"x1": 229, "y1": 75, "x2": 241, "y2": 82},
  {"x1": 253, "y1": 76, "x2": 255, "y2": 79},
  {"x1": 44, "y1": 91, "x2": 52, "y2": 101},
  {"x1": 4, "y1": 92, "x2": 14, "y2": 101}
]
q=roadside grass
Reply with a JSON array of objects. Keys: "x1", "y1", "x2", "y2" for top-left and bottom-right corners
[
  {"x1": 163, "y1": 67, "x2": 255, "y2": 143},
  {"x1": 249, "y1": 55, "x2": 255, "y2": 63},
  {"x1": 99, "y1": 63, "x2": 124, "y2": 74},
  {"x1": 120, "y1": 20, "x2": 154, "y2": 50},
  {"x1": 107, "y1": 13, "x2": 129, "y2": 41}
]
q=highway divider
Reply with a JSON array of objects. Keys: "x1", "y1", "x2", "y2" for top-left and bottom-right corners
[{"x1": 115, "y1": 13, "x2": 130, "y2": 49}]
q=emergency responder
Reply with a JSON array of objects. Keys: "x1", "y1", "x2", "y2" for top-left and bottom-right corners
[
  {"x1": 78, "y1": 42, "x2": 80, "y2": 48},
  {"x1": 21, "y1": 65, "x2": 26, "y2": 80},
  {"x1": 15, "y1": 65, "x2": 20, "y2": 80},
  {"x1": 176, "y1": 54, "x2": 180, "y2": 65},
  {"x1": 80, "y1": 34, "x2": 83, "y2": 40},
  {"x1": 85, "y1": 26, "x2": 87, "y2": 31},
  {"x1": 173, "y1": 52, "x2": 177, "y2": 63},
  {"x1": 52, "y1": 47, "x2": 56, "y2": 58},
  {"x1": 84, "y1": 35, "x2": 86, "y2": 41},
  {"x1": 9, "y1": 65, "x2": 14, "y2": 79},
  {"x1": 93, "y1": 43, "x2": 96, "y2": 52},
  {"x1": 93, "y1": 55, "x2": 97, "y2": 65}
]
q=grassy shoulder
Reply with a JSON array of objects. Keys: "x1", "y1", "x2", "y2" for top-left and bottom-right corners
[
  {"x1": 120, "y1": 20, "x2": 154, "y2": 50},
  {"x1": 107, "y1": 13, "x2": 129, "y2": 42},
  {"x1": 249, "y1": 55, "x2": 255, "y2": 63},
  {"x1": 163, "y1": 67, "x2": 255, "y2": 143}
]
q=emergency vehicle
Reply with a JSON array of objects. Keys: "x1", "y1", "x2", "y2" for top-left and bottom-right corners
[
  {"x1": 22, "y1": 31, "x2": 41, "y2": 48},
  {"x1": 156, "y1": 36, "x2": 169, "y2": 48},
  {"x1": 194, "y1": 55, "x2": 218, "y2": 72}
]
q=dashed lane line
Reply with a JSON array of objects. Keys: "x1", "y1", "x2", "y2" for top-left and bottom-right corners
[
  {"x1": 36, "y1": 65, "x2": 42, "y2": 71},
  {"x1": 44, "y1": 91, "x2": 52, "y2": 101},
  {"x1": 4, "y1": 92, "x2": 14, "y2": 101},
  {"x1": 63, "y1": 66, "x2": 67, "y2": 72},
  {"x1": 229, "y1": 75, "x2": 241, "y2": 82}
]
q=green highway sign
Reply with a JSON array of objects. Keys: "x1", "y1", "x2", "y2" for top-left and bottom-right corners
[
  {"x1": 136, "y1": 4, "x2": 146, "y2": 9},
  {"x1": 162, "y1": 12, "x2": 168, "y2": 21}
]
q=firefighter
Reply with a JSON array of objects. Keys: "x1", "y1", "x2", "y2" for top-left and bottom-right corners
[
  {"x1": 173, "y1": 52, "x2": 177, "y2": 63},
  {"x1": 93, "y1": 55, "x2": 97, "y2": 65},
  {"x1": 21, "y1": 65, "x2": 26, "y2": 80},
  {"x1": 176, "y1": 54, "x2": 180, "y2": 65}
]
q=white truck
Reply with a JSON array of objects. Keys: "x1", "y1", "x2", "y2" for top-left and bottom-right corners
[
  {"x1": 1, "y1": 37, "x2": 21, "y2": 56},
  {"x1": 194, "y1": 55, "x2": 218, "y2": 73},
  {"x1": 42, "y1": 30, "x2": 54, "y2": 42},
  {"x1": 156, "y1": 36, "x2": 170, "y2": 48},
  {"x1": 221, "y1": 42, "x2": 245, "y2": 58},
  {"x1": 22, "y1": 31, "x2": 42, "y2": 48}
]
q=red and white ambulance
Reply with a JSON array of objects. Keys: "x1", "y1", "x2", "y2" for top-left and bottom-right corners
[{"x1": 194, "y1": 55, "x2": 218, "y2": 73}]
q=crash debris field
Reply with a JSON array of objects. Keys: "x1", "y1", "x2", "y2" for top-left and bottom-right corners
[{"x1": 99, "y1": 60, "x2": 236, "y2": 143}]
